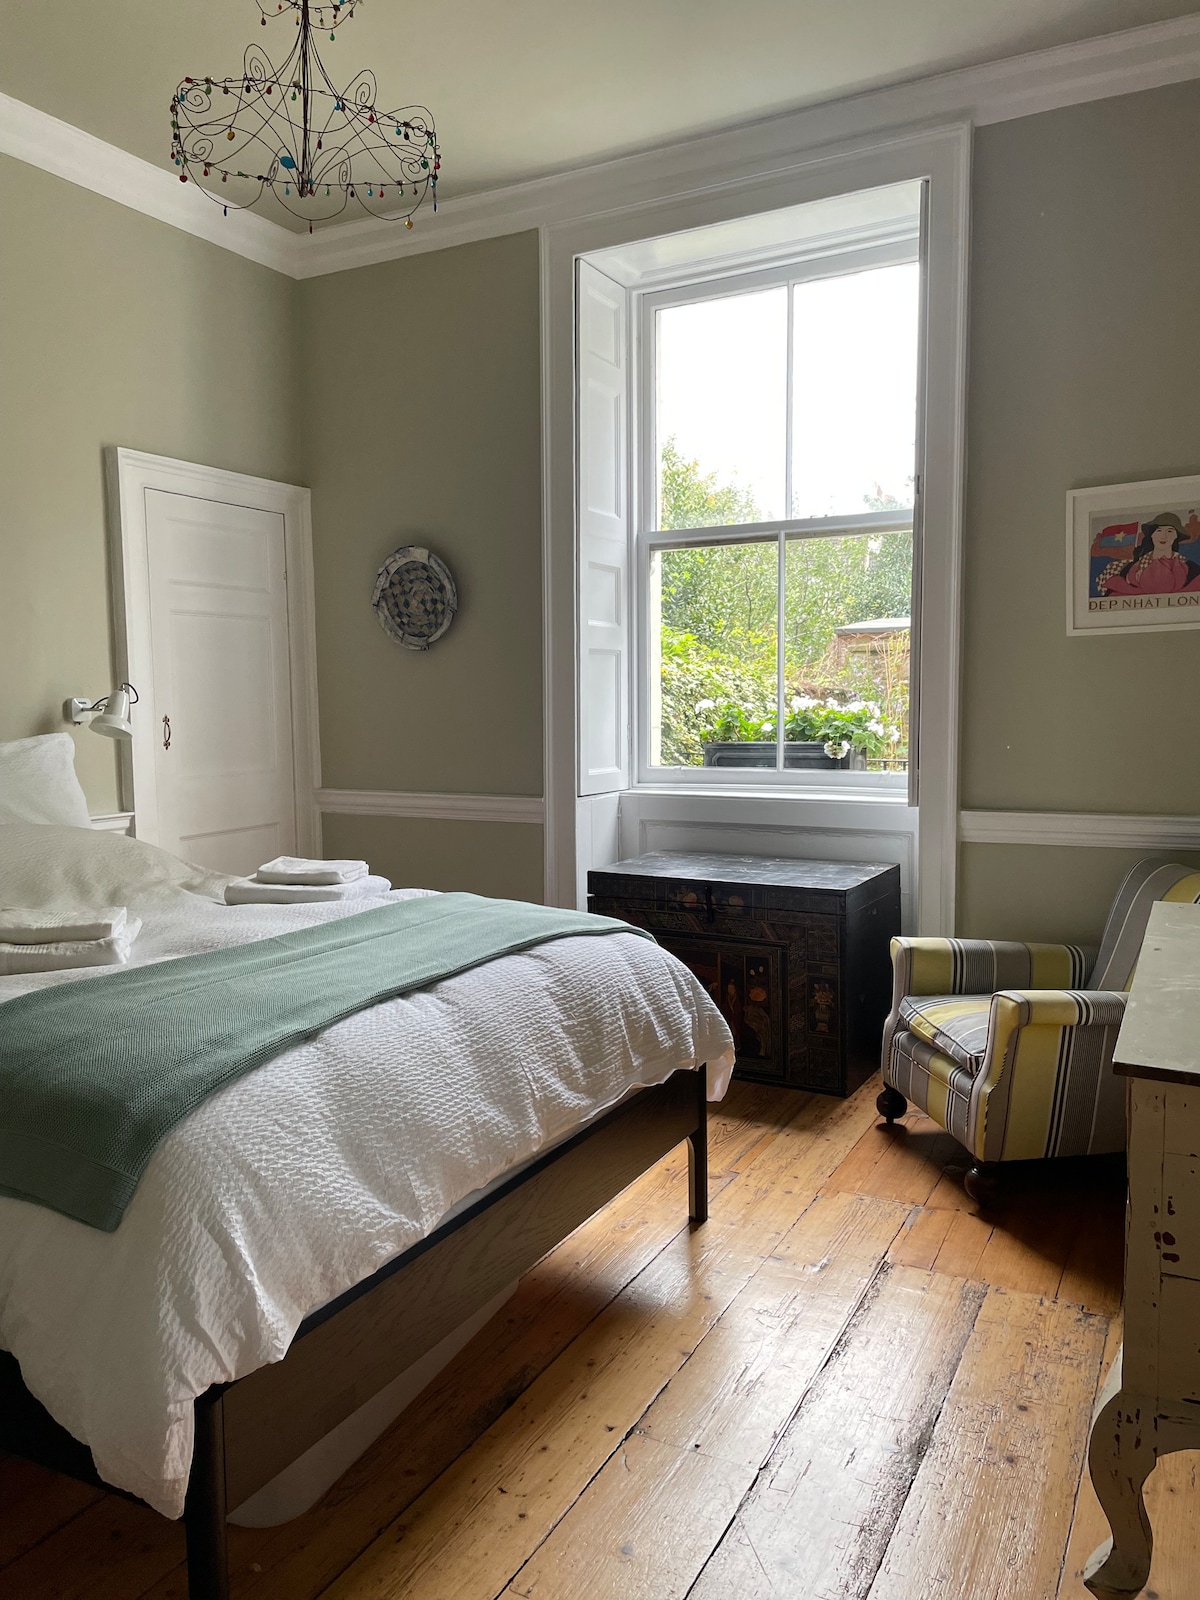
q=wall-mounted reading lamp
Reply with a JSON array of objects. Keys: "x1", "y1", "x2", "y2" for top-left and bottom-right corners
[{"x1": 64, "y1": 683, "x2": 139, "y2": 740}]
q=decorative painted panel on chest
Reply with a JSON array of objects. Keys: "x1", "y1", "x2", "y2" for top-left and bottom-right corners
[{"x1": 588, "y1": 851, "x2": 901, "y2": 1096}]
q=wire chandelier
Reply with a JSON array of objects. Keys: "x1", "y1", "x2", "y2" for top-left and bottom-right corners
[{"x1": 171, "y1": 0, "x2": 440, "y2": 231}]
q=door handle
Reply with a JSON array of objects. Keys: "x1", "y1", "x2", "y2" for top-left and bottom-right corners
[{"x1": 162, "y1": 714, "x2": 172, "y2": 752}]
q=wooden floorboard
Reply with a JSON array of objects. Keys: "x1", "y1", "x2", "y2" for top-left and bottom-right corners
[
  {"x1": 3, "y1": 1073, "x2": 1184, "y2": 1600},
  {"x1": 689, "y1": 1263, "x2": 986, "y2": 1600},
  {"x1": 509, "y1": 1193, "x2": 910, "y2": 1600},
  {"x1": 866, "y1": 1286, "x2": 1109, "y2": 1600}
]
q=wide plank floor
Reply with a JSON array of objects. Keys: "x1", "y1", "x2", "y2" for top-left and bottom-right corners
[{"x1": 4, "y1": 1075, "x2": 1198, "y2": 1600}]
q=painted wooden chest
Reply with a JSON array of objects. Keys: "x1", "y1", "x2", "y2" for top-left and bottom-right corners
[{"x1": 587, "y1": 851, "x2": 901, "y2": 1096}]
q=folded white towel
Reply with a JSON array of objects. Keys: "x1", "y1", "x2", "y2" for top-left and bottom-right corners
[
  {"x1": 224, "y1": 875, "x2": 392, "y2": 906},
  {"x1": 0, "y1": 905, "x2": 128, "y2": 945},
  {"x1": 254, "y1": 857, "x2": 370, "y2": 886},
  {"x1": 0, "y1": 918, "x2": 142, "y2": 976}
]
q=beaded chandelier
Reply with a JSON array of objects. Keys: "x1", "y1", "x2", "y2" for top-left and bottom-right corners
[{"x1": 171, "y1": 0, "x2": 440, "y2": 231}]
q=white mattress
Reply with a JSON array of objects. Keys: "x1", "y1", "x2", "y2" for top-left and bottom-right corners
[{"x1": 0, "y1": 828, "x2": 734, "y2": 1518}]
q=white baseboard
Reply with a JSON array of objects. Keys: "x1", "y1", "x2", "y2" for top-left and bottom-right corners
[
  {"x1": 960, "y1": 810, "x2": 1200, "y2": 851},
  {"x1": 90, "y1": 812, "x2": 135, "y2": 835},
  {"x1": 316, "y1": 789, "x2": 544, "y2": 825}
]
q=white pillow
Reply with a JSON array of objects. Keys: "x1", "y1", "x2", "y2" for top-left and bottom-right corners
[
  {"x1": 0, "y1": 734, "x2": 94, "y2": 829},
  {"x1": 0, "y1": 824, "x2": 228, "y2": 909}
]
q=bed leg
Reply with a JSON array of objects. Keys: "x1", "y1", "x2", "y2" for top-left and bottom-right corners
[
  {"x1": 185, "y1": 1393, "x2": 230, "y2": 1600},
  {"x1": 688, "y1": 1067, "x2": 709, "y2": 1226}
]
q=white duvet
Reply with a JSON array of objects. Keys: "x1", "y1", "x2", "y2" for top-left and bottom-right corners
[{"x1": 0, "y1": 827, "x2": 734, "y2": 1518}]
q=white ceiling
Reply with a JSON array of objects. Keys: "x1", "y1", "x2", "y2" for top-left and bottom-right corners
[{"x1": 1, "y1": 0, "x2": 1196, "y2": 212}]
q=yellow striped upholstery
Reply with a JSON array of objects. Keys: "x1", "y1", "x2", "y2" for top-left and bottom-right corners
[
  {"x1": 890, "y1": 938, "x2": 1092, "y2": 1003},
  {"x1": 881, "y1": 860, "x2": 1200, "y2": 1165},
  {"x1": 1091, "y1": 867, "x2": 1200, "y2": 988},
  {"x1": 900, "y1": 994, "x2": 991, "y2": 1071}
]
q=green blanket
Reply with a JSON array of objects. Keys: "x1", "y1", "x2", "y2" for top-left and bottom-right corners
[{"x1": 0, "y1": 893, "x2": 652, "y2": 1232}]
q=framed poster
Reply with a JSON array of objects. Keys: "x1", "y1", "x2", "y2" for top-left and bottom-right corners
[{"x1": 1067, "y1": 475, "x2": 1200, "y2": 635}]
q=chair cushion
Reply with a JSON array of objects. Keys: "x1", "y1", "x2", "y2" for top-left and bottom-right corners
[
  {"x1": 898, "y1": 994, "x2": 991, "y2": 1076},
  {"x1": 887, "y1": 1029, "x2": 978, "y2": 1153}
]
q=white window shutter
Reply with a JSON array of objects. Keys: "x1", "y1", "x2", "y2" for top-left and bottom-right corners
[{"x1": 577, "y1": 258, "x2": 630, "y2": 797}]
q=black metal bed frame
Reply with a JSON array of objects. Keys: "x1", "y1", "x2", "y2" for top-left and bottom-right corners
[{"x1": 0, "y1": 1067, "x2": 709, "y2": 1600}]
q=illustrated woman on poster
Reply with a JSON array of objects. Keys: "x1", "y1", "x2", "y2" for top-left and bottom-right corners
[{"x1": 1096, "y1": 512, "x2": 1200, "y2": 596}]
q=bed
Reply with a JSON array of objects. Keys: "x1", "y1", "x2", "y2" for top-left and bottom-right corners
[{"x1": 0, "y1": 819, "x2": 733, "y2": 1600}]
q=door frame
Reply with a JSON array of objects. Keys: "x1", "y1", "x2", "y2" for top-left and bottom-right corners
[{"x1": 105, "y1": 447, "x2": 321, "y2": 855}]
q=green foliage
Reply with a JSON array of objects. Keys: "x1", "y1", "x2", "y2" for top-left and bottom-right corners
[
  {"x1": 657, "y1": 628, "x2": 774, "y2": 768},
  {"x1": 655, "y1": 444, "x2": 913, "y2": 768},
  {"x1": 659, "y1": 437, "x2": 763, "y2": 530},
  {"x1": 784, "y1": 533, "x2": 911, "y2": 671},
  {"x1": 707, "y1": 696, "x2": 901, "y2": 758}
]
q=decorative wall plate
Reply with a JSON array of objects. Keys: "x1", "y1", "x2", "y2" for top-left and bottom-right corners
[{"x1": 371, "y1": 546, "x2": 458, "y2": 650}]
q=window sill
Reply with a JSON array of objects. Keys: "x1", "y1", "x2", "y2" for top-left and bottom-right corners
[{"x1": 627, "y1": 782, "x2": 913, "y2": 808}]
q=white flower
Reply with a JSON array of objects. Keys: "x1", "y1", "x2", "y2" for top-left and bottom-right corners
[
  {"x1": 695, "y1": 699, "x2": 716, "y2": 712},
  {"x1": 888, "y1": 727, "x2": 902, "y2": 743},
  {"x1": 824, "y1": 740, "x2": 850, "y2": 760},
  {"x1": 867, "y1": 719, "x2": 885, "y2": 736}
]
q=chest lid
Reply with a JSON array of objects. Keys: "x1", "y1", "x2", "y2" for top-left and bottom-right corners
[{"x1": 588, "y1": 851, "x2": 899, "y2": 917}]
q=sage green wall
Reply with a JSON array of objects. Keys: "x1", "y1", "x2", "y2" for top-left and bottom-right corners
[
  {"x1": 322, "y1": 813, "x2": 544, "y2": 902},
  {"x1": 7, "y1": 82, "x2": 1198, "y2": 922},
  {"x1": 957, "y1": 81, "x2": 1200, "y2": 938},
  {"x1": 960, "y1": 845, "x2": 1200, "y2": 944},
  {"x1": 0, "y1": 156, "x2": 300, "y2": 815},
  {"x1": 299, "y1": 230, "x2": 544, "y2": 900}
]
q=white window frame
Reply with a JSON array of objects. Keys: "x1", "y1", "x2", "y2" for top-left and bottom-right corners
[
  {"x1": 633, "y1": 239, "x2": 919, "y2": 792},
  {"x1": 542, "y1": 124, "x2": 970, "y2": 933}
]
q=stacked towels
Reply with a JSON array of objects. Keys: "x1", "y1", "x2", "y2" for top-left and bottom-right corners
[
  {"x1": 0, "y1": 906, "x2": 142, "y2": 975},
  {"x1": 224, "y1": 856, "x2": 393, "y2": 906}
]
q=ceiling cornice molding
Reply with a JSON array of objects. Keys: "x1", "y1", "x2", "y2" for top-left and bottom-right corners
[
  {"x1": 0, "y1": 90, "x2": 296, "y2": 274},
  {"x1": 295, "y1": 13, "x2": 1200, "y2": 278},
  {"x1": 2, "y1": 14, "x2": 1199, "y2": 281}
]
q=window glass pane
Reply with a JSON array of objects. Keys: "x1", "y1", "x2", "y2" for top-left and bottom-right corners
[
  {"x1": 790, "y1": 263, "x2": 919, "y2": 519},
  {"x1": 783, "y1": 530, "x2": 911, "y2": 772},
  {"x1": 651, "y1": 540, "x2": 778, "y2": 768},
  {"x1": 656, "y1": 288, "x2": 787, "y2": 529}
]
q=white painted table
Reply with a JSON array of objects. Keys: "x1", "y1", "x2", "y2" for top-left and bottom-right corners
[{"x1": 1084, "y1": 899, "x2": 1200, "y2": 1598}]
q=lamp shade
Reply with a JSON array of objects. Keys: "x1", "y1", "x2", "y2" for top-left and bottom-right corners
[{"x1": 90, "y1": 688, "x2": 133, "y2": 740}]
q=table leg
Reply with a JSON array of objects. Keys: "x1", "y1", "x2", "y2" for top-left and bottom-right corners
[{"x1": 1083, "y1": 1385, "x2": 1157, "y2": 1599}]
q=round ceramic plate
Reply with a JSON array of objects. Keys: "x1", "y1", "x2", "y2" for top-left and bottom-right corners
[{"x1": 371, "y1": 546, "x2": 458, "y2": 650}]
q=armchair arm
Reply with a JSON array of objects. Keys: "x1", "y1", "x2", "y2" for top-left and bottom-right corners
[
  {"x1": 991, "y1": 988, "x2": 1126, "y2": 1030},
  {"x1": 972, "y1": 988, "x2": 1129, "y2": 1162},
  {"x1": 889, "y1": 937, "x2": 1094, "y2": 1004}
]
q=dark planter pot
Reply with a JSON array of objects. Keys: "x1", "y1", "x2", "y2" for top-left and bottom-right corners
[{"x1": 702, "y1": 740, "x2": 868, "y2": 772}]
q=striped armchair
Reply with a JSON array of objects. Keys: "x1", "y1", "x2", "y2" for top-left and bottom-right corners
[{"x1": 878, "y1": 860, "x2": 1200, "y2": 1201}]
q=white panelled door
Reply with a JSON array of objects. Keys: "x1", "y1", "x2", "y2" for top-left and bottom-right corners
[
  {"x1": 577, "y1": 258, "x2": 631, "y2": 796},
  {"x1": 142, "y1": 488, "x2": 298, "y2": 874}
]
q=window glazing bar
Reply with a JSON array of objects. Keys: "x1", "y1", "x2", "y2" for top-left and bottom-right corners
[
  {"x1": 776, "y1": 530, "x2": 786, "y2": 772},
  {"x1": 642, "y1": 509, "x2": 913, "y2": 551}
]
